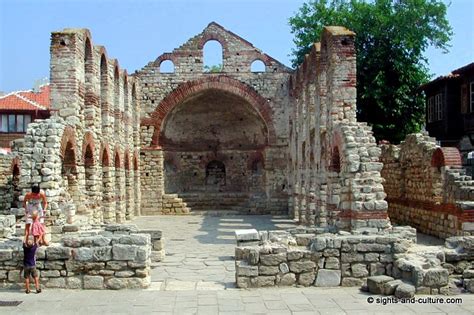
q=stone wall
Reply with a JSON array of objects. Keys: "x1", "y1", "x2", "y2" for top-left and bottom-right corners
[
  {"x1": 0, "y1": 224, "x2": 151, "y2": 290},
  {"x1": 12, "y1": 28, "x2": 141, "y2": 226},
  {"x1": 137, "y1": 22, "x2": 290, "y2": 214},
  {"x1": 0, "y1": 154, "x2": 16, "y2": 214},
  {"x1": 380, "y1": 133, "x2": 474, "y2": 238},
  {"x1": 234, "y1": 227, "x2": 416, "y2": 288},
  {"x1": 234, "y1": 228, "x2": 474, "y2": 294},
  {"x1": 287, "y1": 27, "x2": 389, "y2": 231}
]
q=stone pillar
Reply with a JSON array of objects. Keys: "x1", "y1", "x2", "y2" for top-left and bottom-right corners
[
  {"x1": 101, "y1": 165, "x2": 114, "y2": 223},
  {"x1": 140, "y1": 149, "x2": 164, "y2": 215}
]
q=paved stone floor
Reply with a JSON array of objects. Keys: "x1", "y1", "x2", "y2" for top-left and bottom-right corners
[
  {"x1": 132, "y1": 215, "x2": 297, "y2": 290},
  {"x1": 1, "y1": 215, "x2": 474, "y2": 314},
  {"x1": 1, "y1": 286, "x2": 473, "y2": 314}
]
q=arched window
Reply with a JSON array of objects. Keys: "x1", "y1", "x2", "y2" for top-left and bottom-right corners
[
  {"x1": 251, "y1": 59, "x2": 266, "y2": 72},
  {"x1": 160, "y1": 60, "x2": 175, "y2": 73},
  {"x1": 206, "y1": 160, "x2": 226, "y2": 186},
  {"x1": 203, "y1": 40, "x2": 223, "y2": 72},
  {"x1": 100, "y1": 55, "x2": 108, "y2": 113},
  {"x1": 251, "y1": 159, "x2": 263, "y2": 175},
  {"x1": 330, "y1": 147, "x2": 341, "y2": 173}
]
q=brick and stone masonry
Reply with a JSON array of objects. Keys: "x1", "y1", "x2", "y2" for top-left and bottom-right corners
[
  {"x1": 287, "y1": 27, "x2": 389, "y2": 231},
  {"x1": 380, "y1": 133, "x2": 474, "y2": 238}
]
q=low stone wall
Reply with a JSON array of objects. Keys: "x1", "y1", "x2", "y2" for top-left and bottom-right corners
[
  {"x1": 380, "y1": 133, "x2": 474, "y2": 238},
  {"x1": 0, "y1": 154, "x2": 14, "y2": 215},
  {"x1": 0, "y1": 215, "x2": 16, "y2": 238},
  {"x1": 235, "y1": 227, "x2": 416, "y2": 288},
  {"x1": 0, "y1": 224, "x2": 151, "y2": 290}
]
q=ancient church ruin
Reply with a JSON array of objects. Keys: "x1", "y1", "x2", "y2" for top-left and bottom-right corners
[
  {"x1": 0, "y1": 22, "x2": 472, "y2": 235},
  {"x1": 0, "y1": 22, "x2": 473, "y2": 292}
]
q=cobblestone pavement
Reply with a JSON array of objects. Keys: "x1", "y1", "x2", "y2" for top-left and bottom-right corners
[
  {"x1": 1, "y1": 286, "x2": 473, "y2": 314},
  {"x1": 132, "y1": 215, "x2": 297, "y2": 290}
]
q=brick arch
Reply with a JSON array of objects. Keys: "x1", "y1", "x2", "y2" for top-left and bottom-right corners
[
  {"x1": 60, "y1": 126, "x2": 77, "y2": 159},
  {"x1": 124, "y1": 149, "x2": 131, "y2": 170},
  {"x1": 82, "y1": 132, "x2": 96, "y2": 166},
  {"x1": 431, "y1": 147, "x2": 462, "y2": 168},
  {"x1": 133, "y1": 151, "x2": 139, "y2": 171},
  {"x1": 114, "y1": 146, "x2": 122, "y2": 168},
  {"x1": 144, "y1": 76, "x2": 277, "y2": 146},
  {"x1": 198, "y1": 33, "x2": 228, "y2": 51},
  {"x1": 100, "y1": 143, "x2": 111, "y2": 167},
  {"x1": 153, "y1": 53, "x2": 177, "y2": 67}
]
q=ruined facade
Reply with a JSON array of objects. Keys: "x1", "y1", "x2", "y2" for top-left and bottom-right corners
[
  {"x1": 380, "y1": 133, "x2": 474, "y2": 238},
  {"x1": 0, "y1": 23, "x2": 391, "y2": 232},
  {"x1": 137, "y1": 22, "x2": 291, "y2": 215},
  {"x1": 13, "y1": 29, "x2": 141, "y2": 226},
  {"x1": 287, "y1": 27, "x2": 389, "y2": 231}
]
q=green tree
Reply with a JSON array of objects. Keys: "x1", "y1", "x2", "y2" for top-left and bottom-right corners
[
  {"x1": 289, "y1": 0, "x2": 452, "y2": 143},
  {"x1": 204, "y1": 64, "x2": 223, "y2": 73}
]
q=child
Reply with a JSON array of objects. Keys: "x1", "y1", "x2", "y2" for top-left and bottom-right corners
[
  {"x1": 31, "y1": 210, "x2": 48, "y2": 246},
  {"x1": 23, "y1": 238, "x2": 41, "y2": 294}
]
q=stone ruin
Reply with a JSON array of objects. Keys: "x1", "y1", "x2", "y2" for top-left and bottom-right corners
[{"x1": 0, "y1": 22, "x2": 473, "y2": 292}]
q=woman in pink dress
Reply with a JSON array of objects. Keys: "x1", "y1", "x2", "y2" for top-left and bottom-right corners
[{"x1": 30, "y1": 210, "x2": 46, "y2": 245}]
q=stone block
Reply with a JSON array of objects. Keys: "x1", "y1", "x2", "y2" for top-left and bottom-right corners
[
  {"x1": 73, "y1": 248, "x2": 93, "y2": 261},
  {"x1": 236, "y1": 276, "x2": 250, "y2": 288},
  {"x1": 289, "y1": 260, "x2": 316, "y2": 273},
  {"x1": 382, "y1": 279, "x2": 403, "y2": 295},
  {"x1": 367, "y1": 275, "x2": 394, "y2": 294},
  {"x1": 341, "y1": 277, "x2": 365, "y2": 287},
  {"x1": 423, "y1": 268, "x2": 449, "y2": 288},
  {"x1": 92, "y1": 247, "x2": 112, "y2": 262},
  {"x1": 463, "y1": 269, "x2": 474, "y2": 279},
  {"x1": 464, "y1": 279, "x2": 474, "y2": 293},
  {"x1": 298, "y1": 272, "x2": 316, "y2": 286},
  {"x1": 315, "y1": 270, "x2": 341, "y2": 287},
  {"x1": 236, "y1": 261, "x2": 258, "y2": 277},
  {"x1": 260, "y1": 253, "x2": 286, "y2": 266},
  {"x1": 115, "y1": 271, "x2": 135, "y2": 278},
  {"x1": 235, "y1": 229, "x2": 259, "y2": 241},
  {"x1": 120, "y1": 234, "x2": 149, "y2": 245},
  {"x1": 62, "y1": 237, "x2": 82, "y2": 248},
  {"x1": 287, "y1": 250, "x2": 304, "y2": 261},
  {"x1": 84, "y1": 275, "x2": 104, "y2": 289},
  {"x1": 46, "y1": 246, "x2": 71, "y2": 260},
  {"x1": 351, "y1": 263, "x2": 369, "y2": 278},
  {"x1": 395, "y1": 283, "x2": 415, "y2": 299},
  {"x1": 41, "y1": 270, "x2": 60, "y2": 278},
  {"x1": 0, "y1": 249, "x2": 13, "y2": 261},
  {"x1": 44, "y1": 277, "x2": 67, "y2": 288},
  {"x1": 92, "y1": 236, "x2": 112, "y2": 247},
  {"x1": 279, "y1": 273, "x2": 296, "y2": 286},
  {"x1": 112, "y1": 244, "x2": 137, "y2": 261},
  {"x1": 66, "y1": 276, "x2": 82, "y2": 289},
  {"x1": 251, "y1": 276, "x2": 275, "y2": 287},
  {"x1": 279, "y1": 262, "x2": 289, "y2": 273},
  {"x1": 325, "y1": 257, "x2": 340, "y2": 269},
  {"x1": 259, "y1": 265, "x2": 279, "y2": 275}
]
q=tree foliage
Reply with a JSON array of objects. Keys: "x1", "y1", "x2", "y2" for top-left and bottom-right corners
[
  {"x1": 289, "y1": 0, "x2": 452, "y2": 143},
  {"x1": 204, "y1": 64, "x2": 223, "y2": 73}
]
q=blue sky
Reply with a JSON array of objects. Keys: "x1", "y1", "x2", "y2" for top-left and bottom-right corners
[{"x1": 0, "y1": 0, "x2": 472, "y2": 92}]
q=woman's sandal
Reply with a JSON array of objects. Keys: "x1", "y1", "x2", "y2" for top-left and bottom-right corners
[
  {"x1": 25, "y1": 289, "x2": 31, "y2": 294},
  {"x1": 36, "y1": 288, "x2": 42, "y2": 294}
]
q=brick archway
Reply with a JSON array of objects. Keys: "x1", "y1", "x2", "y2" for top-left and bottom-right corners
[{"x1": 143, "y1": 76, "x2": 277, "y2": 146}]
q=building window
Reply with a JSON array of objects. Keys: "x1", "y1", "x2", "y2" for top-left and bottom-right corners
[
  {"x1": 470, "y1": 82, "x2": 474, "y2": 112},
  {"x1": 435, "y1": 93, "x2": 443, "y2": 121},
  {"x1": 0, "y1": 114, "x2": 31, "y2": 133},
  {"x1": 427, "y1": 96, "x2": 434, "y2": 122}
]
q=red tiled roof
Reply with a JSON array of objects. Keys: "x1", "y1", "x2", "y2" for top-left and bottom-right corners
[{"x1": 0, "y1": 85, "x2": 50, "y2": 111}]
